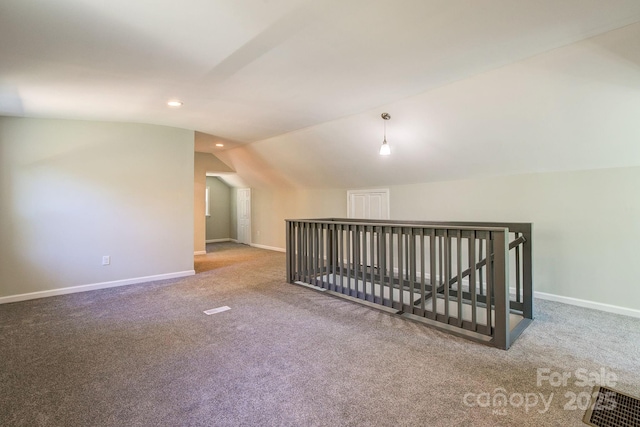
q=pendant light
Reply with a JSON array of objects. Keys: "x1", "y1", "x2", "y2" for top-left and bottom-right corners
[{"x1": 379, "y1": 112, "x2": 391, "y2": 156}]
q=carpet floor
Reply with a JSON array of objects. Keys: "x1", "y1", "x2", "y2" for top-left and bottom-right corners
[{"x1": 1, "y1": 242, "x2": 639, "y2": 426}]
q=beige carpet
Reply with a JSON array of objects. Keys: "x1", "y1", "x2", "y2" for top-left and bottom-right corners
[{"x1": 1, "y1": 242, "x2": 639, "y2": 426}]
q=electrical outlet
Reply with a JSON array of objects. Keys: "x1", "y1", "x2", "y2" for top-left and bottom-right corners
[{"x1": 102, "y1": 255, "x2": 110, "y2": 266}]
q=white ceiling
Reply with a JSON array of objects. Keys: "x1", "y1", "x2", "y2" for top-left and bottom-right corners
[
  {"x1": 2, "y1": 0, "x2": 640, "y2": 148},
  {"x1": 215, "y1": 20, "x2": 640, "y2": 188}
]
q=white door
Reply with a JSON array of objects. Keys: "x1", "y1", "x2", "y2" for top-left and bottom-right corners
[
  {"x1": 346, "y1": 189, "x2": 389, "y2": 270},
  {"x1": 347, "y1": 189, "x2": 389, "y2": 220},
  {"x1": 237, "y1": 188, "x2": 251, "y2": 245}
]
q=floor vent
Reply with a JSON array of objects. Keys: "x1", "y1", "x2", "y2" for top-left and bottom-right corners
[{"x1": 584, "y1": 386, "x2": 640, "y2": 427}]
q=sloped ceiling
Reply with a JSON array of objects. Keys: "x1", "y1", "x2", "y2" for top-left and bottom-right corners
[
  {"x1": 216, "y1": 22, "x2": 640, "y2": 188},
  {"x1": 2, "y1": 0, "x2": 640, "y2": 187}
]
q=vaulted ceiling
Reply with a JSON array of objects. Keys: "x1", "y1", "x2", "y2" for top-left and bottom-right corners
[{"x1": 2, "y1": 0, "x2": 640, "y2": 187}]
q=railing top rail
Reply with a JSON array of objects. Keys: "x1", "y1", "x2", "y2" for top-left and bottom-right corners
[
  {"x1": 286, "y1": 218, "x2": 511, "y2": 233},
  {"x1": 286, "y1": 218, "x2": 531, "y2": 234}
]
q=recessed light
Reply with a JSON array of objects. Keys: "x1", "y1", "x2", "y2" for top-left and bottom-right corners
[
  {"x1": 167, "y1": 100, "x2": 183, "y2": 107},
  {"x1": 215, "y1": 143, "x2": 224, "y2": 147}
]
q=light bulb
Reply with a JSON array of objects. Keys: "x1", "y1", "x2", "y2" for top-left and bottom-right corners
[{"x1": 379, "y1": 140, "x2": 390, "y2": 156}]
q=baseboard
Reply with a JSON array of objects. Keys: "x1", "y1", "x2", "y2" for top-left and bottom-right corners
[
  {"x1": 194, "y1": 250, "x2": 207, "y2": 255},
  {"x1": 206, "y1": 238, "x2": 231, "y2": 243},
  {"x1": 534, "y1": 291, "x2": 640, "y2": 319},
  {"x1": 0, "y1": 270, "x2": 196, "y2": 305},
  {"x1": 250, "y1": 243, "x2": 286, "y2": 253}
]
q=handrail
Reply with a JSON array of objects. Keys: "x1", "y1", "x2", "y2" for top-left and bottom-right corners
[
  {"x1": 302, "y1": 218, "x2": 533, "y2": 234},
  {"x1": 285, "y1": 218, "x2": 533, "y2": 349},
  {"x1": 448, "y1": 235, "x2": 527, "y2": 286},
  {"x1": 286, "y1": 218, "x2": 510, "y2": 232}
]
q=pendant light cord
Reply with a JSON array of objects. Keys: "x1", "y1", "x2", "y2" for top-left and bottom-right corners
[{"x1": 383, "y1": 119, "x2": 387, "y2": 142}]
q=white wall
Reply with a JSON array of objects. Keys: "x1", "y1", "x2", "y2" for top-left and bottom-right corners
[
  {"x1": 387, "y1": 167, "x2": 640, "y2": 311},
  {"x1": 234, "y1": 166, "x2": 640, "y2": 313},
  {"x1": 0, "y1": 117, "x2": 195, "y2": 300},
  {"x1": 250, "y1": 187, "x2": 347, "y2": 250}
]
